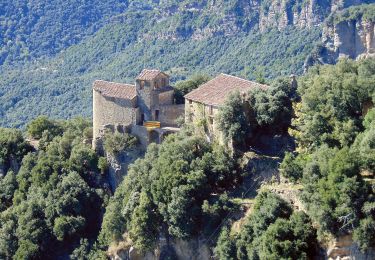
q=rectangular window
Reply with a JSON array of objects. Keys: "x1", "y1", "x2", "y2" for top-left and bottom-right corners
[
  {"x1": 155, "y1": 110, "x2": 159, "y2": 121},
  {"x1": 140, "y1": 81, "x2": 144, "y2": 90},
  {"x1": 209, "y1": 105, "x2": 213, "y2": 115}
]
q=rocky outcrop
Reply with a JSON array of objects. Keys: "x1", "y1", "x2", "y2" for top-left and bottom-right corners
[
  {"x1": 106, "y1": 148, "x2": 144, "y2": 191},
  {"x1": 143, "y1": 0, "x2": 371, "y2": 41},
  {"x1": 305, "y1": 5, "x2": 375, "y2": 69},
  {"x1": 326, "y1": 235, "x2": 375, "y2": 260},
  {"x1": 108, "y1": 238, "x2": 211, "y2": 260}
]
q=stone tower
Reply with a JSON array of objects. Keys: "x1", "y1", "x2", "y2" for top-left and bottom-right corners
[{"x1": 136, "y1": 69, "x2": 170, "y2": 123}]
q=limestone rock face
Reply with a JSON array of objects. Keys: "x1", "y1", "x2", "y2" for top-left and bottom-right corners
[
  {"x1": 305, "y1": 17, "x2": 375, "y2": 69},
  {"x1": 106, "y1": 148, "x2": 144, "y2": 191},
  {"x1": 326, "y1": 235, "x2": 375, "y2": 260},
  {"x1": 143, "y1": 0, "x2": 371, "y2": 41},
  {"x1": 108, "y1": 238, "x2": 210, "y2": 260}
]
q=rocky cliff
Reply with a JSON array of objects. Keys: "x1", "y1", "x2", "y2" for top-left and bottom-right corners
[
  {"x1": 141, "y1": 0, "x2": 374, "y2": 41},
  {"x1": 305, "y1": 3, "x2": 375, "y2": 68}
]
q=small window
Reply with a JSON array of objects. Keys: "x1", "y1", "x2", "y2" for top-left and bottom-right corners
[
  {"x1": 140, "y1": 81, "x2": 144, "y2": 90},
  {"x1": 209, "y1": 105, "x2": 213, "y2": 115},
  {"x1": 141, "y1": 113, "x2": 145, "y2": 124},
  {"x1": 155, "y1": 110, "x2": 159, "y2": 121},
  {"x1": 189, "y1": 100, "x2": 192, "y2": 105}
]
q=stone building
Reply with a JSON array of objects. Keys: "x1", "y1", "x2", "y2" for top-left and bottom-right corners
[
  {"x1": 184, "y1": 73, "x2": 268, "y2": 142},
  {"x1": 92, "y1": 69, "x2": 184, "y2": 150}
]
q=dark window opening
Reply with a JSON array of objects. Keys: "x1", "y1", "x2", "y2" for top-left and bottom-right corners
[
  {"x1": 155, "y1": 110, "x2": 159, "y2": 121},
  {"x1": 141, "y1": 113, "x2": 145, "y2": 124}
]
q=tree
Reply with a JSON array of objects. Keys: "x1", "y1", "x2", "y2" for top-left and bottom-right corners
[
  {"x1": 27, "y1": 116, "x2": 63, "y2": 139},
  {"x1": 353, "y1": 217, "x2": 375, "y2": 252},
  {"x1": 0, "y1": 128, "x2": 32, "y2": 173},
  {"x1": 214, "y1": 226, "x2": 236, "y2": 260},
  {"x1": 279, "y1": 152, "x2": 307, "y2": 183},
  {"x1": 216, "y1": 91, "x2": 250, "y2": 146},
  {"x1": 129, "y1": 191, "x2": 159, "y2": 252},
  {"x1": 103, "y1": 132, "x2": 138, "y2": 155},
  {"x1": 257, "y1": 212, "x2": 317, "y2": 260},
  {"x1": 70, "y1": 238, "x2": 91, "y2": 260},
  {"x1": 294, "y1": 59, "x2": 375, "y2": 149},
  {"x1": 0, "y1": 171, "x2": 17, "y2": 211},
  {"x1": 236, "y1": 191, "x2": 293, "y2": 259},
  {"x1": 249, "y1": 78, "x2": 294, "y2": 133},
  {"x1": 53, "y1": 216, "x2": 85, "y2": 241},
  {"x1": 174, "y1": 75, "x2": 211, "y2": 104}
]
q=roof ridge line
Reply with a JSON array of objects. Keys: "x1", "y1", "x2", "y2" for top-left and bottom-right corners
[
  {"x1": 220, "y1": 73, "x2": 266, "y2": 86},
  {"x1": 94, "y1": 79, "x2": 134, "y2": 86}
]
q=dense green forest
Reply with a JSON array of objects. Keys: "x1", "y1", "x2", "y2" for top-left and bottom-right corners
[
  {"x1": 1, "y1": 1, "x2": 374, "y2": 128},
  {"x1": 0, "y1": 58, "x2": 374, "y2": 259},
  {"x1": 1, "y1": 0, "x2": 375, "y2": 258},
  {"x1": 1, "y1": 0, "x2": 350, "y2": 128}
]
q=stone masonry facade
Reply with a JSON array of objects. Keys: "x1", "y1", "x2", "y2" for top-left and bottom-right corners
[{"x1": 92, "y1": 69, "x2": 269, "y2": 151}]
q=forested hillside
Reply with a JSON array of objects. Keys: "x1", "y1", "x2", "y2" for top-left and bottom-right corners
[
  {"x1": 1, "y1": 0, "x2": 373, "y2": 128},
  {"x1": 0, "y1": 58, "x2": 374, "y2": 259}
]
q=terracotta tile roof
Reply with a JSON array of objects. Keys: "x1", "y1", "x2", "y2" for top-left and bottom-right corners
[
  {"x1": 184, "y1": 74, "x2": 268, "y2": 106},
  {"x1": 136, "y1": 69, "x2": 169, "y2": 81},
  {"x1": 93, "y1": 80, "x2": 137, "y2": 100}
]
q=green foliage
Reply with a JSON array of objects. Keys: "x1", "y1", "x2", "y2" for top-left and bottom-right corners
[
  {"x1": 279, "y1": 152, "x2": 307, "y2": 182},
  {"x1": 214, "y1": 226, "x2": 236, "y2": 260},
  {"x1": 363, "y1": 108, "x2": 375, "y2": 129},
  {"x1": 353, "y1": 217, "x2": 375, "y2": 252},
  {"x1": 294, "y1": 58, "x2": 375, "y2": 149},
  {"x1": 0, "y1": 171, "x2": 17, "y2": 211},
  {"x1": 257, "y1": 212, "x2": 317, "y2": 260},
  {"x1": 104, "y1": 132, "x2": 138, "y2": 155},
  {"x1": 331, "y1": 4, "x2": 375, "y2": 24},
  {"x1": 352, "y1": 126, "x2": 375, "y2": 171},
  {"x1": 215, "y1": 191, "x2": 317, "y2": 260},
  {"x1": 97, "y1": 129, "x2": 239, "y2": 251},
  {"x1": 53, "y1": 216, "x2": 86, "y2": 241},
  {"x1": 217, "y1": 91, "x2": 249, "y2": 145},
  {"x1": 217, "y1": 77, "x2": 296, "y2": 147},
  {"x1": 0, "y1": 25, "x2": 321, "y2": 128},
  {"x1": 0, "y1": 128, "x2": 32, "y2": 172},
  {"x1": 288, "y1": 59, "x2": 375, "y2": 252},
  {"x1": 0, "y1": 0, "x2": 129, "y2": 65},
  {"x1": 249, "y1": 77, "x2": 296, "y2": 133},
  {"x1": 98, "y1": 157, "x2": 109, "y2": 174},
  {"x1": 300, "y1": 147, "x2": 371, "y2": 235},
  {"x1": 26, "y1": 116, "x2": 63, "y2": 139},
  {"x1": 0, "y1": 118, "x2": 106, "y2": 259},
  {"x1": 129, "y1": 191, "x2": 159, "y2": 252},
  {"x1": 70, "y1": 238, "x2": 91, "y2": 260},
  {"x1": 174, "y1": 75, "x2": 211, "y2": 104}
]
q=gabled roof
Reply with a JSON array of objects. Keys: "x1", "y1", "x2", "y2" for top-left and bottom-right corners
[
  {"x1": 184, "y1": 74, "x2": 268, "y2": 106},
  {"x1": 93, "y1": 80, "x2": 137, "y2": 100},
  {"x1": 136, "y1": 69, "x2": 169, "y2": 81}
]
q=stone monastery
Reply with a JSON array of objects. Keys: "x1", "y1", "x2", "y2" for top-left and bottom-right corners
[{"x1": 92, "y1": 69, "x2": 268, "y2": 150}]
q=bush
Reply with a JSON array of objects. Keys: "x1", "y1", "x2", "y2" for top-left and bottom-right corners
[
  {"x1": 27, "y1": 116, "x2": 63, "y2": 139},
  {"x1": 279, "y1": 152, "x2": 306, "y2": 183},
  {"x1": 174, "y1": 75, "x2": 211, "y2": 104},
  {"x1": 103, "y1": 132, "x2": 138, "y2": 155}
]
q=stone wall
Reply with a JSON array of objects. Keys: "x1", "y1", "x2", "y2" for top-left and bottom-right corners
[
  {"x1": 159, "y1": 104, "x2": 185, "y2": 127},
  {"x1": 130, "y1": 125, "x2": 150, "y2": 150},
  {"x1": 93, "y1": 89, "x2": 139, "y2": 148},
  {"x1": 159, "y1": 90, "x2": 174, "y2": 105},
  {"x1": 185, "y1": 101, "x2": 223, "y2": 142}
]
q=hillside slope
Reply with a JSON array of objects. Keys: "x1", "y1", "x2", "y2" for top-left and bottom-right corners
[{"x1": 0, "y1": 0, "x2": 373, "y2": 128}]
